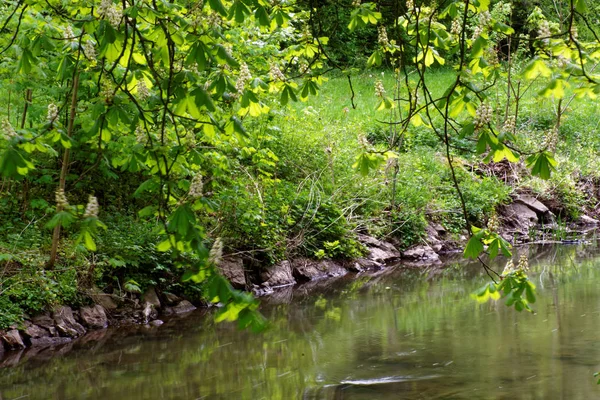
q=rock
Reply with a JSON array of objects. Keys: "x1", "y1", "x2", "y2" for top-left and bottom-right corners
[
  {"x1": 149, "y1": 320, "x2": 164, "y2": 327},
  {"x1": 142, "y1": 286, "x2": 161, "y2": 309},
  {"x1": 502, "y1": 203, "x2": 538, "y2": 231},
  {"x1": 402, "y1": 245, "x2": 441, "y2": 263},
  {"x1": 142, "y1": 302, "x2": 158, "y2": 324},
  {"x1": 357, "y1": 234, "x2": 401, "y2": 264},
  {"x1": 53, "y1": 306, "x2": 86, "y2": 338},
  {"x1": 87, "y1": 286, "x2": 118, "y2": 310},
  {"x1": 292, "y1": 259, "x2": 347, "y2": 282},
  {"x1": 515, "y1": 195, "x2": 549, "y2": 214},
  {"x1": 163, "y1": 300, "x2": 196, "y2": 316},
  {"x1": 163, "y1": 292, "x2": 182, "y2": 306},
  {"x1": 260, "y1": 261, "x2": 296, "y2": 287},
  {"x1": 1, "y1": 329, "x2": 25, "y2": 349},
  {"x1": 578, "y1": 215, "x2": 599, "y2": 225},
  {"x1": 21, "y1": 321, "x2": 49, "y2": 339},
  {"x1": 79, "y1": 305, "x2": 108, "y2": 329},
  {"x1": 217, "y1": 256, "x2": 246, "y2": 289},
  {"x1": 29, "y1": 336, "x2": 72, "y2": 348},
  {"x1": 352, "y1": 258, "x2": 384, "y2": 272},
  {"x1": 515, "y1": 195, "x2": 554, "y2": 223}
]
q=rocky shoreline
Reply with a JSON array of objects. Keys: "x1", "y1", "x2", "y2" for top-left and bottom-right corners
[{"x1": 1, "y1": 192, "x2": 598, "y2": 363}]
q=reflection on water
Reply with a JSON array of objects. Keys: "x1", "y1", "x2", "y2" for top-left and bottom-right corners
[{"x1": 2, "y1": 244, "x2": 600, "y2": 399}]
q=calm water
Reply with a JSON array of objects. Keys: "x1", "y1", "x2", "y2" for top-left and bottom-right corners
[{"x1": 2, "y1": 244, "x2": 600, "y2": 399}]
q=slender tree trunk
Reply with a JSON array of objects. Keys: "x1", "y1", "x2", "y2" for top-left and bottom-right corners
[
  {"x1": 20, "y1": 89, "x2": 32, "y2": 216},
  {"x1": 48, "y1": 74, "x2": 79, "y2": 268}
]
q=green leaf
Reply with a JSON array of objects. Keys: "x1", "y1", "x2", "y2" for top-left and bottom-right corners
[
  {"x1": 526, "y1": 152, "x2": 557, "y2": 180},
  {"x1": 208, "y1": 0, "x2": 228, "y2": 16},
  {"x1": 464, "y1": 236, "x2": 484, "y2": 259}
]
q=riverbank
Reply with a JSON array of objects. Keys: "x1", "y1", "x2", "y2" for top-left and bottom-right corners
[{"x1": 2, "y1": 188, "x2": 598, "y2": 360}]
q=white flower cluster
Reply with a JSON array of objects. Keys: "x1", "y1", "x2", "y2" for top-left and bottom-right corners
[
  {"x1": 570, "y1": 25, "x2": 578, "y2": 40},
  {"x1": 137, "y1": 79, "x2": 150, "y2": 101},
  {"x1": 47, "y1": 103, "x2": 59, "y2": 123},
  {"x1": 98, "y1": 0, "x2": 122, "y2": 28},
  {"x1": 83, "y1": 195, "x2": 99, "y2": 218},
  {"x1": 487, "y1": 214, "x2": 499, "y2": 233},
  {"x1": 556, "y1": 56, "x2": 567, "y2": 68},
  {"x1": 472, "y1": 25, "x2": 483, "y2": 39},
  {"x1": 352, "y1": 0, "x2": 361, "y2": 7},
  {"x1": 474, "y1": 103, "x2": 493, "y2": 128},
  {"x1": 406, "y1": 0, "x2": 414, "y2": 11},
  {"x1": 206, "y1": 12, "x2": 222, "y2": 27},
  {"x1": 208, "y1": 237, "x2": 223, "y2": 266},
  {"x1": 100, "y1": 82, "x2": 113, "y2": 101},
  {"x1": 486, "y1": 48, "x2": 499, "y2": 65},
  {"x1": 543, "y1": 127, "x2": 558, "y2": 151},
  {"x1": 235, "y1": 62, "x2": 252, "y2": 94},
  {"x1": 135, "y1": 125, "x2": 146, "y2": 143},
  {"x1": 270, "y1": 64, "x2": 286, "y2": 82},
  {"x1": 479, "y1": 11, "x2": 491, "y2": 27},
  {"x1": 55, "y1": 188, "x2": 69, "y2": 209},
  {"x1": 378, "y1": 25, "x2": 389, "y2": 47},
  {"x1": 451, "y1": 19, "x2": 462, "y2": 36},
  {"x1": 538, "y1": 20, "x2": 551, "y2": 40},
  {"x1": 517, "y1": 254, "x2": 529, "y2": 271},
  {"x1": 189, "y1": 173, "x2": 203, "y2": 198},
  {"x1": 358, "y1": 134, "x2": 371, "y2": 149},
  {"x1": 299, "y1": 62, "x2": 310, "y2": 74},
  {"x1": 83, "y1": 40, "x2": 96, "y2": 60},
  {"x1": 502, "y1": 115, "x2": 515, "y2": 133},
  {"x1": 502, "y1": 259, "x2": 514, "y2": 276},
  {"x1": 375, "y1": 79, "x2": 386, "y2": 98},
  {"x1": 1, "y1": 119, "x2": 16, "y2": 139},
  {"x1": 63, "y1": 25, "x2": 75, "y2": 42}
]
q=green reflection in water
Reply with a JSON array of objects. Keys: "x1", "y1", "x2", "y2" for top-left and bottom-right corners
[{"x1": 1, "y1": 244, "x2": 600, "y2": 399}]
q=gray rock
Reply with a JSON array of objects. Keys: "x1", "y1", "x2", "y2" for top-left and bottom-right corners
[
  {"x1": 292, "y1": 259, "x2": 347, "y2": 282},
  {"x1": 87, "y1": 286, "x2": 118, "y2": 310},
  {"x1": 53, "y1": 306, "x2": 86, "y2": 338},
  {"x1": 79, "y1": 305, "x2": 108, "y2": 329},
  {"x1": 163, "y1": 292, "x2": 182, "y2": 306},
  {"x1": 163, "y1": 300, "x2": 196, "y2": 316},
  {"x1": 515, "y1": 195, "x2": 550, "y2": 214},
  {"x1": 357, "y1": 234, "x2": 401, "y2": 264},
  {"x1": 260, "y1": 261, "x2": 296, "y2": 287},
  {"x1": 218, "y1": 256, "x2": 246, "y2": 289},
  {"x1": 353, "y1": 258, "x2": 384, "y2": 271},
  {"x1": 142, "y1": 286, "x2": 161, "y2": 309},
  {"x1": 29, "y1": 336, "x2": 72, "y2": 348},
  {"x1": 21, "y1": 321, "x2": 49, "y2": 339},
  {"x1": 149, "y1": 319, "x2": 164, "y2": 327},
  {"x1": 1, "y1": 329, "x2": 25, "y2": 349},
  {"x1": 402, "y1": 245, "x2": 441, "y2": 263},
  {"x1": 503, "y1": 202, "x2": 538, "y2": 230}
]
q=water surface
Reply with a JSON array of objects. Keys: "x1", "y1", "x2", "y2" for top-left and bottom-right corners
[{"x1": 1, "y1": 244, "x2": 600, "y2": 399}]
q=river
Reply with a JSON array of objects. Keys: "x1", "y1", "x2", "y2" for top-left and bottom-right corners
[{"x1": 1, "y1": 244, "x2": 599, "y2": 399}]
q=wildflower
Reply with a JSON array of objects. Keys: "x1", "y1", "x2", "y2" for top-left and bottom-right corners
[
  {"x1": 1, "y1": 119, "x2": 16, "y2": 139},
  {"x1": 98, "y1": 0, "x2": 122, "y2": 28},
  {"x1": 472, "y1": 25, "x2": 483, "y2": 40},
  {"x1": 137, "y1": 79, "x2": 150, "y2": 101},
  {"x1": 55, "y1": 189, "x2": 69, "y2": 209},
  {"x1": 543, "y1": 127, "x2": 558, "y2": 151},
  {"x1": 83, "y1": 40, "x2": 96, "y2": 60},
  {"x1": 206, "y1": 12, "x2": 222, "y2": 27},
  {"x1": 556, "y1": 56, "x2": 567, "y2": 69},
  {"x1": 451, "y1": 19, "x2": 462, "y2": 36},
  {"x1": 83, "y1": 195, "x2": 99, "y2": 218},
  {"x1": 502, "y1": 115, "x2": 516, "y2": 133},
  {"x1": 474, "y1": 103, "x2": 493, "y2": 128},
  {"x1": 208, "y1": 237, "x2": 223, "y2": 266},
  {"x1": 135, "y1": 125, "x2": 146, "y2": 144},
  {"x1": 479, "y1": 11, "x2": 491, "y2": 27},
  {"x1": 406, "y1": 0, "x2": 414, "y2": 11},
  {"x1": 352, "y1": 0, "x2": 361, "y2": 6},
  {"x1": 235, "y1": 62, "x2": 252, "y2": 94},
  {"x1": 375, "y1": 79, "x2": 386, "y2": 98},
  {"x1": 63, "y1": 25, "x2": 75, "y2": 42},
  {"x1": 538, "y1": 20, "x2": 551, "y2": 42},
  {"x1": 189, "y1": 173, "x2": 203, "y2": 198},
  {"x1": 47, "y1": 103, "x2": 59, "y2": 123},
  {"x1": 517, "y1": 254, "x2": 529, "y2": 271},
  {"x1": 269, "y1": 64, "x2": 286, "y2": 82},
  {"x1": 378, "y1": 25, "x2": 389, "y2": 47},
  {"x1": 502, "y1": 260, "x2": 515, "y2": 276},
  {"x1": 487, "y1": 214, "x2": 499, "y2": 233}
]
